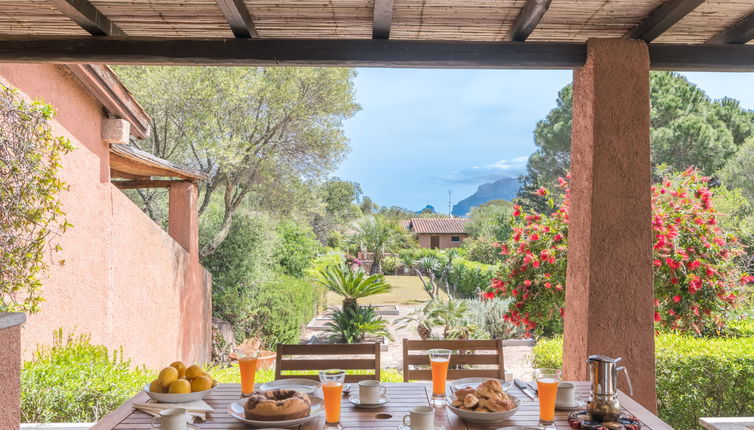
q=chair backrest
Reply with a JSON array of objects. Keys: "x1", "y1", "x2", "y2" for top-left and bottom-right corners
[
  {"x1": 275, "y1": 343, "x2": 381, "y2": 383},
  {"x1": 402, "y1": 339, "x2": 505, "y2": 382}
]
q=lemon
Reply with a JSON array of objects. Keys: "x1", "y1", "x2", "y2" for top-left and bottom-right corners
[
  {"x1": 158, "y1": 366, "x2": 179, "y2": 387},
  {"x1": 149, "y1": 379, "x2": 165, "y2": 393},
  {"x1": 190, "y1": 375, "x2": 213, "y2": 392},
  {"x1": 168, "y1": 379, "x2": 191, "y2": 394},
  {"x1": 201, "y1": 371, "x2": 212, "y2": 379},
  {"x1": 170, "y1": 361, "x2": 187, "y2": 378},
  {"x1": 185, "y1": 364, "x2": 203, "y2": 380}
]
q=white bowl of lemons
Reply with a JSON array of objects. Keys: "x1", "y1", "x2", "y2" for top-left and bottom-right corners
[{"x1": 145, "y1": 361, "x2": 218, "y2": 403}]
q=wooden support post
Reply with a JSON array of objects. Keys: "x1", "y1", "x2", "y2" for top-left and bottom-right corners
[
  {"x1": 564, "y1": 38, "x2": 656, "y2": 411},
  {"x1": 168, "y1": 181, "x2": 199, "y2": 261}
]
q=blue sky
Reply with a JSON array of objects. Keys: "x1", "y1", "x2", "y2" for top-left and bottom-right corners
[{"x1": 335, "y1": 69, "x2": 754, "y2": 213}]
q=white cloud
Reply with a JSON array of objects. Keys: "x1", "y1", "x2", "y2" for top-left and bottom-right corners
[{"x1": 441, "y1": 156, "x2": 529, "y2": 185}]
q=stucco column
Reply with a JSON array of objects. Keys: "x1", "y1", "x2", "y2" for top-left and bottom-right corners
[
  {"x1": 563, "y1": 38, "x2": 656, "y2": 411},
  {"x1": 169, "y1": 181, "x2": 199, "y2": 262},
  {"x1": 0, "y1": 312, "x2": 26, "y2": 428}
]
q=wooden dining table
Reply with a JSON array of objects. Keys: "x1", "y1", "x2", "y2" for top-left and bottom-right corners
[{"x1": 91, "y1": 382, "x2": 673, "y2": 430}]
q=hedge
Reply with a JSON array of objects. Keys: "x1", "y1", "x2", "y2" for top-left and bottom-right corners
[
  {"x1": 531, "y1": 333, "x2": 754, "y2": 430},
  {"x1": 252, "y1": 275, "x2": 319, "y2": 347},
  {"x1": 445, "y1": 258, "x2": 497, "y2": 298}
]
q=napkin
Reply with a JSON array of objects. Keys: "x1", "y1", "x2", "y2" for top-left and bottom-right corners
[{"x1": 133, "y1": 400, "x2": 214, "y2": 423}]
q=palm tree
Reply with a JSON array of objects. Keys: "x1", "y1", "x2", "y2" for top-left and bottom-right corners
[
  {"x1": 348, "y1": 216, "x2": 405, "y2": 274},
  {"x1": 315, "y1": 264, "x2": 392, "y2": 313}
]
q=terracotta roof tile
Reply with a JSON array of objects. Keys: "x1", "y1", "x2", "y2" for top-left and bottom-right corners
[{"x1": 403, "y1": 218, "x2": 468, "y2": 234}]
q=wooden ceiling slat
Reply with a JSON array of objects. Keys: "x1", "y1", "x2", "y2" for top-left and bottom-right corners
[
  {"x1": 506, "y1": 0, "x2": 553, "y2": 42},
  {"x1": 625, "y1": 0, "x2": 704, "y2": 42},
  {"x1": 49, "y1": 0, "x2": 124, "y2": 36},
  {"x1": 707, "y1": 10, "x2": 754, "y2": 44},
  {"x1": 0, "y1": 0, "x2": 749, "y2": 44}
]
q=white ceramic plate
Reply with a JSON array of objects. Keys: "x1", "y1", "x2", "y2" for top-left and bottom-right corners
[
  {"x1": 449, "y1": 378, "x2": 513, "y2": 393},
  {"x1": 143, "y1": 384, "x2": 214, "y2": 403},
  {"x1": 227, "y1": 396, "x2": 324, "y2": 428},
  {"x1": 258, "y1": 379, "x2": 322, "y2": 394},
  {"x1": 445, "y1": 396, "x2": 521, "y2": 424},
  {"x1": 348, "y1": 394, "x2": 390, "y2": 409}
]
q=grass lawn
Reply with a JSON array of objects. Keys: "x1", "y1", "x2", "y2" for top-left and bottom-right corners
[{"x1": 326, "y1": 275, "x2": 447, "y2": 307}]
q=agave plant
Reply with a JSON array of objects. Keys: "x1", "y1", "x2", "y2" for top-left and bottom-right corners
[
  {"x1": 315, "y1": 264, "x2": 392, "y2": 312},
  {"x1": 325, "y1": 306, "x2": 392, "y2": 343}
]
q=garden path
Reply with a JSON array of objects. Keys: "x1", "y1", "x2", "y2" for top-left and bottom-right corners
[{"x1": 305, "y1": 275, "x2": 534, "y2": 380}]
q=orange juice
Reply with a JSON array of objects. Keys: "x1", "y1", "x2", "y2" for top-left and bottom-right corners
[
  {"x1": 239, "y1": 356, "x2": 258, "y2": 395},
  {"x1": 322, "y1": 381, "x2": 343, "y2": 423},
  {"x1": 430, "y1": 358, "x2": 449, "y2": 395},
  {"x1": 537, "y1": 377, "x2": 559, "y2": 422}
]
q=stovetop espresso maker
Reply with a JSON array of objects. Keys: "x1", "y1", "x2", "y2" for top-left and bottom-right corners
[{"x1": 586, "y1": 355, "x2": 634, "y2": 422}]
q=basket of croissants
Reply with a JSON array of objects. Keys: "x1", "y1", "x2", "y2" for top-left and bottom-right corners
[{"x1": 446, "y1": 379, "x2": 520, "y2": 423}]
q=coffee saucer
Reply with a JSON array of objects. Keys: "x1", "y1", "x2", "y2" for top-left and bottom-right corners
[
  {"x1": 152, "y1": 424, "x2": 198, "y2": 430},
  {"x1": 398, "y1": 425, "x2": 445, "y2": 430},
  {"x1": 556, "y1": 400, "x2": 586, "y2": 411},
  {"x1": 348, "y1": 394, "x2": 389, "y2": 408}
]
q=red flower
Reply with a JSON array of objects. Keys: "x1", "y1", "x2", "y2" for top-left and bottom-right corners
[
  {"x1": 545, "y1": 282, "x2": 552, "y2": 289},
  {"x1": 483, "y1": 292, "x2": 495, "y2": 300},
  {"x1": 512, "y1": 204, "x2": 522, "y2": 217},
  {"x1": 536, "y1": 187, "x2": 548, "y2": 196},
  {"x1": 553, "y1": 233, "x2": 563, "y2": 242},
  {"x1": 673, "y1": 295, "x2": 681, "y2": 303},
  {"x1": 653, "y1": 259, "x2": 662, "y2": 267},
  {"x1": 524, "y1": 280, "x2": 532, "y2": 287},
  {"x1": 654, "y1": 312, "x2": 661, "y2": 322},
  {"x1": 530, "y1": 233, "x2": 540, "y2": 241}
]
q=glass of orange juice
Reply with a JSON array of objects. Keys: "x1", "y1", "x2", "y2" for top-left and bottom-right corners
[
  {"x1": 319, "y1": 369, "x2": 346, "y2": 429},
  {"x1": 428, "y1": 348, "x2": 451, "y2": 406},
  {"x1": 237, "y1": 350, "x2": 259, "y2": 397},
  {"x1": 534, "y1": 368, "x2": 562, "y2": 429}
]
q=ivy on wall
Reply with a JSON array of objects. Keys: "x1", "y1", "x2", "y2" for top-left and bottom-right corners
[{"x1": 0, "y1": 85, "x2": 74, "y2": 313}]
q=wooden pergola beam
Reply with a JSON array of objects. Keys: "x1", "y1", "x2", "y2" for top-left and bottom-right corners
[
  {"x1": 505, "y1": 0, "x2": 552, "y2": 42},
  {"x1": 48, "y1": 0, "x2": 124, "y2": 36},
  {"x1": 0, "y1": 37, "x2": 753, "y2": 71},
  {"x1": 625, "y1": 0, "x2": 704, "y2": 42},
  {"x1": 707, "y1": 10, "x2": 754, "y2": 44},
  {"x1": 372, "y1": 0, "x2": 394, "y2": 40},
  {"x1": 215, "y1": 0, "x2": 258, "y2": 38}
]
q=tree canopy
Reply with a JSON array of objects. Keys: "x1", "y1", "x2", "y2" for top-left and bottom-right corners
[
  {"x1": 114, "y1": 66, "x2": 360, "y2": 256},
  {"x1": 517, "y1": 72, "x2": 754, "y2": 211}
]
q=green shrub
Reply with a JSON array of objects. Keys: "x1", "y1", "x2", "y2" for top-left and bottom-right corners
[
  {"x1": 202, "y1": 212, "x2": 280, "y2": 341},
  {"x1": 462, "y1": 297, "x2": 524, "y2": 340},
  {"x1": 275, "y1": 220, "x2": 323, "y2": 278},
  {"x1": 20, "y1": 330, "x2": 151, "y2": 423},
  {"x1": 461, "y1": 237, "x2": 504, "y2": 264},
  {"x1": 381, "y1": 255, "x2": 400, "y2": 274},
  {"x1": 253, "y1": 275, "x2": 319, "y2": 347},
  {"x1": 531, "y1": 333, "x2": 754, "y2": 430},
  {"x1": 446, "y1": 258, "x2": 496, "y2": 298}
]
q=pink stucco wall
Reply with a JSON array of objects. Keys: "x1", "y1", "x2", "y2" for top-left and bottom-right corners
[
  {"x1": 0, "y1": 64, "x2": 211, "y2": 369},
  {"x1": 0, "y1": 323, "x2": 22, "y2": 429},
  {"x1": 417, "y1": 233, "x2": 468, "y2": 249}
]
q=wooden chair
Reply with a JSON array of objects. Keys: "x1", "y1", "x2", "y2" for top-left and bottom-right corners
[
  {"x1": 402, "y1": 339, "x2": 505, "y2": 382},
  {"x1": 275, "y1": 342, "x2": 381, "y2": 383}
]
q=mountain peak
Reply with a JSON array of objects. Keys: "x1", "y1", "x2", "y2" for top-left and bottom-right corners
[{"x1": 451, "y1": 177, "x2": 521, "y2": 216}]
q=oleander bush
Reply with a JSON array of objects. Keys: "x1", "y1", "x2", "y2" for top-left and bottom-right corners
[
  {"x1": 20, "y1": 330, "x2": 151, "y2": 423},
  {"x1": 531, "y1": 332, "x2": 754, "y2": 430}
]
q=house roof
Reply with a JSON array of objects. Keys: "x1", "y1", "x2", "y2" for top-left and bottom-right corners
[
  {"x1": 404, "y1": 218, "x2": 468, "y2": 234},
  {"x1": 109, "y1": 144, "x2": 208, "y2": 188}
]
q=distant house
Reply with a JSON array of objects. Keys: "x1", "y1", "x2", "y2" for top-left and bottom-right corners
[{"x1": 402, "y1": 218, "x2": 469, "y2": 249}]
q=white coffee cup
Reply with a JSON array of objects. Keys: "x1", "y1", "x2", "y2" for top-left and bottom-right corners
[
  {"x1": 402, "y1": 405, "x2": 434, "y2": 430},
  {"x1": 556, "y1": 382, "x2": 577, "y2": 406},
  {"x1": 358, "y1": 379, "x2": 387, "y2": 404},
  {"x1": 150, "y1": 408, "x2": 187, "y2": 430}
]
